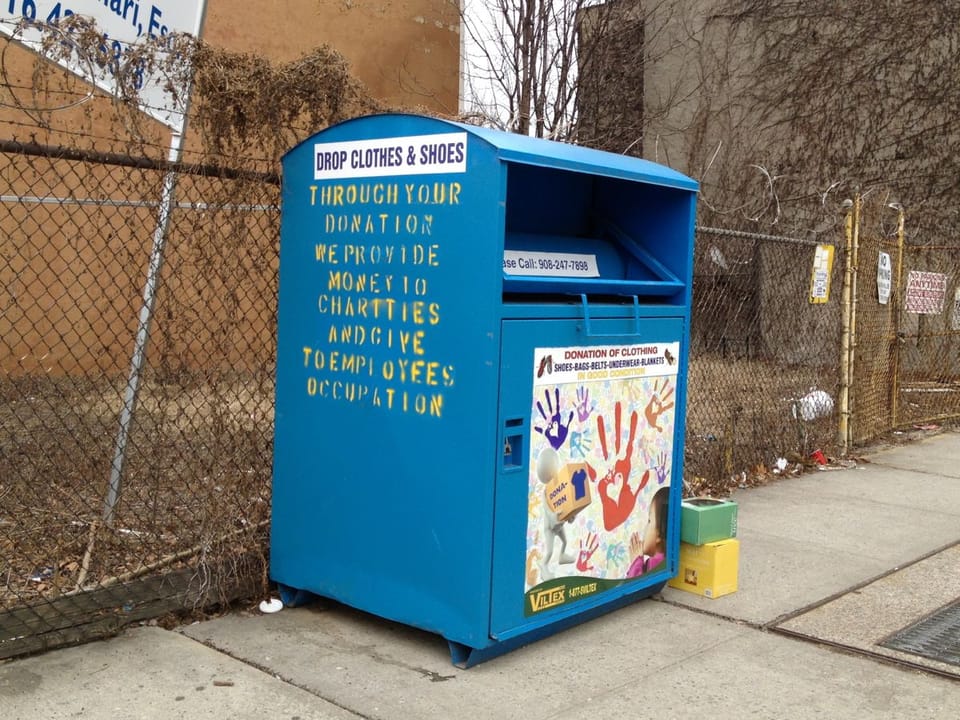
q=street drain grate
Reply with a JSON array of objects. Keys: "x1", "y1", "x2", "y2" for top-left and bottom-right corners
[{"x1": 881, "y1": 599, "x2": 960, "y2": 667}]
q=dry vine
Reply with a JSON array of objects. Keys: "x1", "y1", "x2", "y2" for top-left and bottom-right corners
[{"x1": 3, "y1": 14, "x2": 382, "y2": 164}]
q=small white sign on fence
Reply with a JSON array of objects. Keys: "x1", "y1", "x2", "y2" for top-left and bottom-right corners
[
  {"x1": 808, "y1": 244, "x2": 834, "y2": 304},
  {"x1": 904, "y1": 270, "x2": 947, "y2": 315},
  {"x1": 877, "y1": 251, "x2": 891, "y2": 305}
]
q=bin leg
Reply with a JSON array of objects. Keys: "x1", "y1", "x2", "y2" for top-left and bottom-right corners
[
  {"x1": 447, "y1": 640, "x2": 473, "y2": 668},
  {"x1": 277, "y1": 583, "x2": 318, "y2": 608},
  {"x1": 447, "y1": 640, "x2": 508, "y2": 669}
]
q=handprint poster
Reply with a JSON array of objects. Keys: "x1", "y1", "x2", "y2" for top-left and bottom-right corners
[{"x1": 524, "y1": 342, "x2": 680, "y2": 616}]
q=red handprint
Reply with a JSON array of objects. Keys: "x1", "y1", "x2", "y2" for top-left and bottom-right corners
[
  {"x1": 576, "y1": 532, "x2": 600, "y2": 572},
  {"x1": 588, "y1": 402, "x2": 649, "y2": 532},
  {"x1": 645, "y1": 378, "x2": 675, "y2": 433}
]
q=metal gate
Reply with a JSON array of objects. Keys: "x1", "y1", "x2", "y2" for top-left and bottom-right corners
[{"x1": 843, "y1": 193, "x2": 960, "y2": 448}]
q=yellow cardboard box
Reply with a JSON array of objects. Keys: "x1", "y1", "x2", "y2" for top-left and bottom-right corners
[{"x1": 667, "y1": 538, "x2": 739, "y2": 599}]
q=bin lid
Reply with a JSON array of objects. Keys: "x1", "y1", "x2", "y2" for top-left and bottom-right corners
[
  {"x1": 458, "y1": 120, "x2": 697, "y2": 191},
  {"x1": 285, "y1": 113, "x2": 698, "y2": 192}
]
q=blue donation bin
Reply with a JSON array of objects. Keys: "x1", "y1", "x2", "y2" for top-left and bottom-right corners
[{"x1": 272, "y1": 113, "x2": 698, "y2": 667}]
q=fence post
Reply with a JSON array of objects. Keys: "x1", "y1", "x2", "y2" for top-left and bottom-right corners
[
  {"x1": 890, "y1": 206, "x2": 905, "y2": 427},
  {"x1": 838, "y1": 194, "x2": 861, "y2": 453},
  {"x1": 102, "y1": 132, "x2": 184, "y2": 526},
  {"x1": 849, "y1": 194, "x2": 861, "y2": 445}
]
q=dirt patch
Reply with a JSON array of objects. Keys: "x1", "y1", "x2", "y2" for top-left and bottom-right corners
[
  {"x1": 684, "y1": 354, "x2": 840, "y2": 495},
  {"x1": 0, "y1": 374, "x2": 271, "y2": 611}
]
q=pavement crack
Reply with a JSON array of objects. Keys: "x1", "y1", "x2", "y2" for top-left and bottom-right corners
[
  {"x1": 868, "y1": 460, "x2": 960, "y2": 481},
  {"x1": 770, "y1": 626, "x2": 960, "y2": 682},
  {"x1": 181, "y1": 634, "x2": 374, "y2": 719},
  {"x1": 351, "y1": 647, "x2": 457, "y2": 682},
  {"x1": 653, "y1": 595, "x2": 765, "y2": 629},
  {"x1": 763, "y1": 539, "x2": 960, "y2": 630}
]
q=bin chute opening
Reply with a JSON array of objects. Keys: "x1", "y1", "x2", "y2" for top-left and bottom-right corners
[{"x1": 501, "y1": 162, "x2": 688, "y2": 302}]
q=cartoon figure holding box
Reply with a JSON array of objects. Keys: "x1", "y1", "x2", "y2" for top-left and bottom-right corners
[{"x1": 534, "y1": 445, "x2": 593, "y2": 580}]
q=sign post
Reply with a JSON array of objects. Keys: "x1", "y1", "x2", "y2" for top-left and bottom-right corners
[{"x1": 103, "y1": 127, "x2": 189, "y2": 525}]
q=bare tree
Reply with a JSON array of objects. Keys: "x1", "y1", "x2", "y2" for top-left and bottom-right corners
[
  {"x1": 460, "y1": 0, "x2": 583, "y2": 138},
  {"x1": 576, "y1": 1, "x2": 646, "y2": 155},
  {"x1": 461, "y1": 0, "x2": 673, "y2": 148},
  {"x1": 463, "y1": 0, "x2": 960, "y2": 233}
]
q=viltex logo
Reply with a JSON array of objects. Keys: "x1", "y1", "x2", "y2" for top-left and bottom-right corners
[{"x1": 529, "y1": 586, "x2": 565, "y2": 613}]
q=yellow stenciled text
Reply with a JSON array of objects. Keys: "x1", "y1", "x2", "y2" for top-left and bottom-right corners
[
  {"x1": 317, "y1": 295, "x2": 440, "y2": 324},
  {"x1": 326, "y1": 325, "x2": 425, "y2": 355},
  {"x1": 308, "y1": 181, "x2": 460, "y2": 207},
  {"x1": 303, "y1": 379, "x2": 446, "y2": 418}
]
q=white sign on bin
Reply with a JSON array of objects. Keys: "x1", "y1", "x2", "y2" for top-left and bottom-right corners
[
  {"x1": 502, "y1": 250, "x2": 600, "y2": 278},
  {"x1": 0, "y1": 1, "x2": 207, "y2": 132},
  {"x1": 877, "y1": 251, "x2": 891, "y2": 305},
  {"x1": 314, "y1": 133, "x2": 468, "y2": 180}
]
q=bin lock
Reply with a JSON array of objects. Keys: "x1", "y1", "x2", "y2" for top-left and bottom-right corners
[{"x1": 503, "y1": 418, "x2": 524, "y2": 468}]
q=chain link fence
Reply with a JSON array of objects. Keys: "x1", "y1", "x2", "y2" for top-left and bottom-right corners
[
  {"x1": 853, "y1": 193, "x2": 960, "y2": 442},
  {"x1": 3, "y1": 137, "x2": 959, "y2": 658},
  {"x1": 1, "y1": 140, "x2": 279, "y2": 657},
  {"x1": 686, "y1": 225, "x2": 843, "y2": 491},
  {"x1": 0, "y1": 12, "x2": 386, "y2": 661},
  {"x1": 688, "y1": 197, "x2": 960, "y2": 493}
]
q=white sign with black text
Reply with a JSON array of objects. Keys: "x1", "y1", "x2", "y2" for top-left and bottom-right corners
[
  {"x1": 503, "y1": 250, "x2": 600, "y2": 278},
  {"x1": 877, "y1": 251, "x2": 891, "y2": 305},
  {"x1": 905, "y1": 271, "x2": 948, "y2": 315},
  {"x1": 314, "y1": 133, "x2": 467, "y2": 180},
  {"x1": 953, "y1": 287, "x2": 960, "y2": 331}
]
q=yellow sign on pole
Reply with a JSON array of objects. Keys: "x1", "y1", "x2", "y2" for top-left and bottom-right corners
[{"x1": 809, "y1": 244, "x2": 835, "y2": 304}]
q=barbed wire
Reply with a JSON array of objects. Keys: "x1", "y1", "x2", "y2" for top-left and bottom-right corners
[{"x1": 696, "y1": 225, "x2": 824, "y2": 246}]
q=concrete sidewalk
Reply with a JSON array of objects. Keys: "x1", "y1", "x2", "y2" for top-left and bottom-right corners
[{"x1": 3, "y1": 431, "x2": 959, "y2": 719}]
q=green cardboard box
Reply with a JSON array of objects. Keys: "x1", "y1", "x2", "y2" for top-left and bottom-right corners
[{"x1": 680, "y1": 497, "x2": 738, "y2": 545}]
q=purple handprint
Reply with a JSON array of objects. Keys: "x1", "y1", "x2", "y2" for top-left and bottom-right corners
[
  {"x1": 575, "y1": 386, "x2": 594, "y2": 423},
  {"x1": 535, "y1": 387, "x2": 574, "y2": 450},
  {"x1": 655, "y1": 451, "x2": 669, "y2": 485}
]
